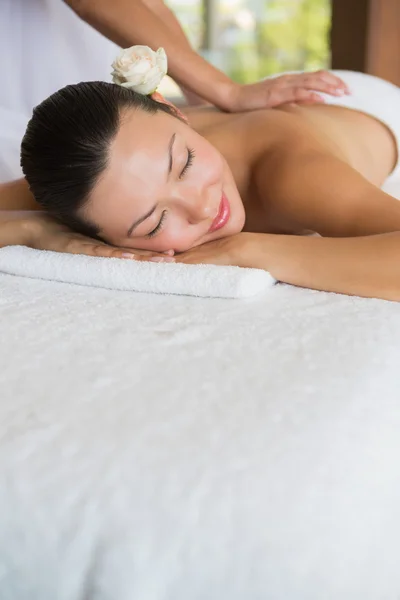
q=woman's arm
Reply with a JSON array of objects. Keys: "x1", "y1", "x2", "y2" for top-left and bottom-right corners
[
  {"x1": 175, "y1": 231, "x2": 400, "y2": 301},
  {"x1": 256, "y1": 148, "x2": 400, "y2": 237},
  {"x1": 0, "y1": 211, "x2": 170, "y2": 260},
  {"x1": 240, "y1": 231, "x2": 400, "y2": 302},
  {"x1": 0, "y1": 179, "x2": 42, "y2": 211},
  {"x1": 0, "y1": 212, "x2": 35, "y2": 247}
]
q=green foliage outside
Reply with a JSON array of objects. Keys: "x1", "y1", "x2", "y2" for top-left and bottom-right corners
[
  {"x1": 227, "y1": 0, "x2": 331, "y2": 83},
  {"x1": 169, "y1": 0, "x2": 331, "y2": 85}
]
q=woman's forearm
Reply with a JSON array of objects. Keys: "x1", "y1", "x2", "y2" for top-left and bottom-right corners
[
  {"x1": 0, "y1": 213, "x2": 35, "y2": 248},
  {"x1": 0, "y1": 179, "x2": 41, "y2": 211},
  {"x1": 242, "y1": 232, "x2": 400, "y2": 301},
  {"x1": 70, "y1": 0, "x2": 235, "y2": 109}
]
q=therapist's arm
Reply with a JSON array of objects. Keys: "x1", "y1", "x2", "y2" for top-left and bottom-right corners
[
  {"x1": 65, "y1": 0, "x2": 348, "y2": 111},
  {"x1": 67, "y1": 0, "x2": 233, "y2": 109},
  {"x1": 127, "y1": 0, "x2": 206, "y2": 105}
]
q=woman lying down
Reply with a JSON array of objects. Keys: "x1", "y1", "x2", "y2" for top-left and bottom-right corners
[{"x1": 6, "y1": 48, "x2": 400, "y2": 301}]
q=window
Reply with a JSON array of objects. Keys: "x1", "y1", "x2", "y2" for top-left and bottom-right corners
[{"x1": 162, "y1": 0, "x2": 330, "y2": 94}]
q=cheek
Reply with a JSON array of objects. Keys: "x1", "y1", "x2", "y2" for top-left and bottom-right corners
[
  {"x1": 192, "y1": 141, "x2": 224, "y2": 187},
  {"x1": 157, "y1": 219, "x2": 197, "y2": 253}
]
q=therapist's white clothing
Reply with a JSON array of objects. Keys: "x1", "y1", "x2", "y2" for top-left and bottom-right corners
[{"x1": 0, "y1": 0, "x2": 119, "y2": 181}]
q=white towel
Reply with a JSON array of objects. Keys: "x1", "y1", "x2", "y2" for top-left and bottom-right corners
[{"x1": 0, "y1": 246, "x2": 276, "y2": 298}]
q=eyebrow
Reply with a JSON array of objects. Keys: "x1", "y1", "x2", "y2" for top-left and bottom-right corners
[
  {"x1": 167, "y1": 132, "x2": 176, "y2": 178},
  {"x1": 126, "y1": 133, "x2": 176, "y2": 237}
]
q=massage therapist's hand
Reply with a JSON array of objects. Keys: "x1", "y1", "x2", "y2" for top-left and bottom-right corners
[
  {"x1": 0, "y1": 212, "x2": 173, "y2": 261},
  {"x1": 228, "y1": 70, "x2": 350, "y2": 111}
]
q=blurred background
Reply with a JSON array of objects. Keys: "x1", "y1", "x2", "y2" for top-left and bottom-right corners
[{"x1": 160, "y1": 0, "x2": 330, "y2": 97}]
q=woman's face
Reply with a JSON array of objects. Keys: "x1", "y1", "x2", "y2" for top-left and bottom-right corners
[{"x1": 83, "y1": 107, "x2": 246, "y2": 253}]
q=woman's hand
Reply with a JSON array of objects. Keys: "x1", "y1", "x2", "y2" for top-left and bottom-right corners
[
  {"x1": 228, "y1": 70, "x2": 350, "y2": 112},
  {"x1": 174, "y1": 233, "x2": 248, "y2": 267},
  {"x1": 0, "y1": 212, "x2": 174, "y2": 261}
]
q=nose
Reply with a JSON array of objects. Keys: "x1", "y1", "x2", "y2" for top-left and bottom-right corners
[{"x1": 184, "y1": 187, "x2": 219, "y2": 225}]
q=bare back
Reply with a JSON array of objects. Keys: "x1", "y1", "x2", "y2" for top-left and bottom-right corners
[{"x1": 183, "y1": 102, "x2": 398, "y2": 236}]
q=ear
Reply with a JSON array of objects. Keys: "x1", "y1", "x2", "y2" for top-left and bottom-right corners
[{"x1": 150, "y1": 91, "x2": 189, "y2": 124}]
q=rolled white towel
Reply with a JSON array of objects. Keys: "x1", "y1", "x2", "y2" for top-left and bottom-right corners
[{"x1": 0, "y1": 246, "x2": 276, "y2": 299}]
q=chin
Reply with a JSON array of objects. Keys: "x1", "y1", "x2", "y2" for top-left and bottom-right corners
[{"x1": 213, "y1": 212, "x2": 245, "y2": 241}]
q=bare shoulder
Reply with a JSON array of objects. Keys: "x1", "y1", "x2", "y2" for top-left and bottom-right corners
[
  {"x1": 252, "y1": 131, "x2": 400, "y2": 237},
  {"x1": 186, "y1": 103, "x2": 316, "y2": 143},
  {"x1": 186, "y1": 103, "x2": 400, "y2": 237},
  {"x1": 181, "y1": 105, "x2": 239, "y2": 131}
]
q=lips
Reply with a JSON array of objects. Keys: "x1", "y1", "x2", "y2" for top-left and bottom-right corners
[{"x1": 208, "y1": 193, "x2": 231, "y2": 233}]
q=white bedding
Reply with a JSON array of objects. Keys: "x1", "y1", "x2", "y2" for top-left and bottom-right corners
[
  {"x1": 2, "y1": 5, "x2": 399, "y2": 594},
  {"x1": 2, "y1": 78, "x2": 400, "y2": 596},
  {"x1": 1, "y1": 235, "x2": 400, "y2": 598}
]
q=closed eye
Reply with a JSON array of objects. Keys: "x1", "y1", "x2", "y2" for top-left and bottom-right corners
[
  {"x1": 146, "y1": 209, "x2": 167, "y2": 238},
  {"x1": 145, "y1": 147, "x2": 195, "y2": 238},
  {"x1": 179, "y1": 147, "x2": 195, "y2": 179}
]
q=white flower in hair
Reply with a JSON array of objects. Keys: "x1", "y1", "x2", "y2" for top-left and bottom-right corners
[{"x1": 111, "y1": 46, "x2": 168, "y2": 95}]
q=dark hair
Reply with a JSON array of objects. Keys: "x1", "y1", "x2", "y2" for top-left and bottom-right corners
[{"x1": 21, "y1": 81, "x2": 180, "y2": 238}]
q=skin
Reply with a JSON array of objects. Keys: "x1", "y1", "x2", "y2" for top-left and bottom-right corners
[
  {"x1": 3, "y1": 73, "x2": 400, "y2": 299},
  {"x1": 68, "y1": 0, "x2": 348, "y2": 110},
  {"x1": 77, "y1": 91, "x2": 400, "y2": 302},
  {"x1": 83, "y1": 107, "x2": 246, "y2": 253},
  {"x1": 84, "y1": 95, "x2": 399, "y2": 251}
]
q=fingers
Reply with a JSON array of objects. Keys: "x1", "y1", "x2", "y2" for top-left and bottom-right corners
[
  {"x1": 120, "y1": 247, "x2": 176, "y2": 262},
  {"x1": 287, "y1": 70, "x2": 350, "y2": 97},
  {"x1": 290, "y1": 88, "x2": 326, "y2": 104},
  {"x1": 63, "y1": 240, "x2": 176, "y2": 262},
  {"x1": 315, "y1": 70, "x2": 350, "y2": 94},
  {"x1": 115, "y1": 247, "x2": 175, "y2": 258},
  {"x1": 120, "y1": 252, "x2": 175, "y2": 263},
  {"x1": 236, "y1": 70, "x2": 351, "y2": 110},
  {"x1": 65, "y1": 241, "x2": 134, "y2": 259},
  {"x1": 266, "y1": 70, "x2": 351, "y2": 107},
  {"x1": 99, "y1": 247, "x2": 175, "y2": 262}
]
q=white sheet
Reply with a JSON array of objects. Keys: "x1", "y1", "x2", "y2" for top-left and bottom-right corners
[
  {"x1": 2, "y1": 79, "x2": 400, "y2": 599},
  {"x1": 1, "y1": 232, "x2": 400, "y2": 599}
]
